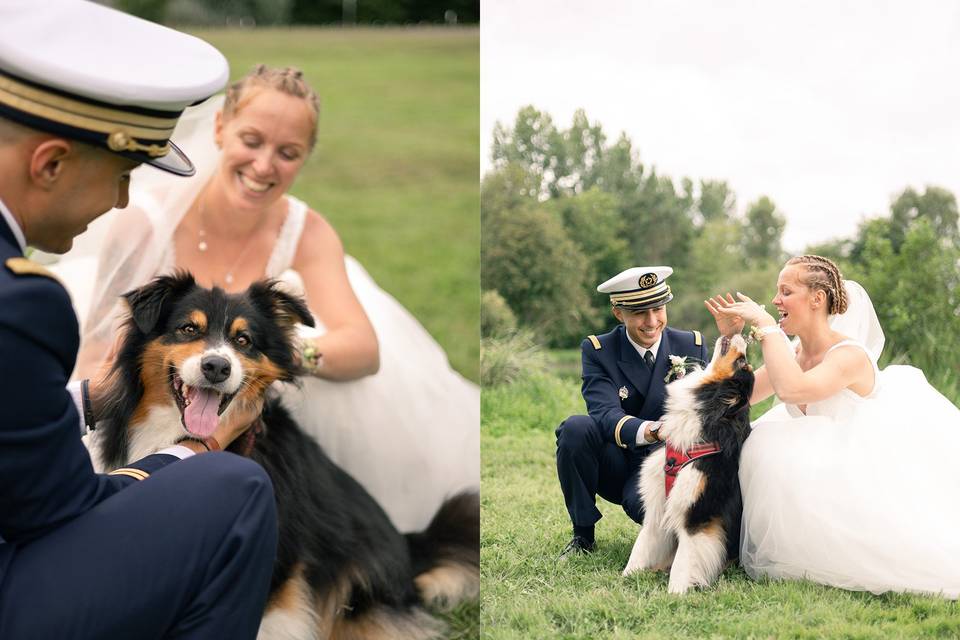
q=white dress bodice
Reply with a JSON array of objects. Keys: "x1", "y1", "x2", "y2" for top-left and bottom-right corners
[
  {"x1": 784, "y1": 340, "x2": 879, "y2": 422},
  {"x1": 164, "y1": 196, "x2": 309, "y2": 281}
]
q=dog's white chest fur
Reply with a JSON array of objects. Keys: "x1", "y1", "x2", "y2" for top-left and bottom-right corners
[{"x1": 85, "y1": 405, "x2": 183, "y2": 472}]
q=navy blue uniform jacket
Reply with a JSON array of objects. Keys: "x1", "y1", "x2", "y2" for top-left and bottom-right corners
[
  {"x1": 0, "y1": 215, "x2": 177, "y2": 584},
  {"x1": 581, "y1": 325, "x2": 708, "y2": 449}
]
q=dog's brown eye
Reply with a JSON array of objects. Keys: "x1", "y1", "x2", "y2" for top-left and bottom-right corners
[
  {"x1": 178, "y1": 324, "x2": 198, "y2": 335},
  {"x1": 235, "y1": 334, "x2": 251, "y2": 347}
]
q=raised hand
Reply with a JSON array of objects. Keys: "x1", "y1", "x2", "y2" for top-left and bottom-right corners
[
  {"x1": 708, "y1": 291, "x2": 777, "y2": 329},
  {"x1": 704, "y1": 293, "x2": 744, "y2": 337}
]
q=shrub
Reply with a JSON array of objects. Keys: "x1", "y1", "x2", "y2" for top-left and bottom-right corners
[
  {"x1": 480, "y1": 331, "x2": 547, "y2": 387},
  {"x1": 481, "y1": 289, "x2": 517, "y2": 338}
]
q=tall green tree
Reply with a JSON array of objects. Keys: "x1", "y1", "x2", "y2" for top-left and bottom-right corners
[
  {"x1": 481, "y1": 167, "x2": 596, "y2": 346},
  {"x1": 697, "y1": 180, "x2": 737, "y2": 225},
  {"x1": 848, "y1": 218, "x2": 960, "y2": 369},
  {"x1": 850, "y1": 186, "x2": 959, "y2": 263},
  {"x1": 741, "y1": 196, "x2": 786, "y2": 262},
  {"x1": 549, "y1": 188, "x2": 630, "y2": 318}
]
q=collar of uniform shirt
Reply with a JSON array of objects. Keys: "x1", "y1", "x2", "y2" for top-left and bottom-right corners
[
  {"x1": 0, "y1": 197, "x2": 27, "y2": 253},
  {"x1": 624, "y1": 329, "x2": 660, "y2": 362}
]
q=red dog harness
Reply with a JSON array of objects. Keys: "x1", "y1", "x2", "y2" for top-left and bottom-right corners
[{"x1": 664, "y1": 442, "x2": 723, "y2": 497}]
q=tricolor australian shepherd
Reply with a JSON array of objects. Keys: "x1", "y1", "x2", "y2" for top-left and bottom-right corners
[
  {"x1": 622, "y1": 334, "x2": 754, "y2": 594},
  {"x1": 85, "y1": 273, "x2": 479, "y2": 640}
]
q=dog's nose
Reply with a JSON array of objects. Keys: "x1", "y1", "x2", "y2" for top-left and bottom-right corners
[{"x1": 201, "y1": 355, "x2": 231, "y2": 384}]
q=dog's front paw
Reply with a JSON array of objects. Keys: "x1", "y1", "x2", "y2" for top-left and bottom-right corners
[
  {"x1": 622, "y1": 557, "x2": 643, "y2": 577},
  {"x1": 667, "y1": 579, "x2": 691, "y2": 595}
]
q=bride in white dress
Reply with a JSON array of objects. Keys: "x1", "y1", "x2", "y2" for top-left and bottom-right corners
[
  {"x1": 48, "y1": 66, "x2": 479, "y2": 533},
  {"x1": 707, "y1": 255, "x2": 960, "y2": 598}
]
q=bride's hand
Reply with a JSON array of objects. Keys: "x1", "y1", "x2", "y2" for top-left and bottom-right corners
[
  {"x1": 712, "y1": 292, "x2": 777, "y2": 328},
  {"x1": 705, "y1": 293, "x2": 745, "y2": 337}
]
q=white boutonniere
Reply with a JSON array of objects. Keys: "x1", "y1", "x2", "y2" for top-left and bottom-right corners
[{"x1": 665, "y1": 355, "x2": 688, "y2": 383}]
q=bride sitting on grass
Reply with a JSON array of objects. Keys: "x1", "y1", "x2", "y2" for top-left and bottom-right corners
[{"x1": 708, "y1": 254, "x2": 960, "y2": 598}]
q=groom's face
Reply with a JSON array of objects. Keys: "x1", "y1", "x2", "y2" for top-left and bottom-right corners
[{"x1": 614, "y1": 305, "x2": 667, "y2": 348}]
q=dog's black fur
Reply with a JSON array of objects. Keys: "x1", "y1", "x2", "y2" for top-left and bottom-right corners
[{"x1": 92, "y1": 273, "x2": 479, "y2": 639}]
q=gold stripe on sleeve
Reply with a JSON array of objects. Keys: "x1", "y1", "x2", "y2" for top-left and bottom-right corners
[
  {"x1": 109, "y1": 468, "x2": 150, "y2": 481},
  {"x1": 614, "y1": 415, "x2": 634, "y2": 449},
  {"x1": 588, "y1": 335, "x2": 601, "y2": 350}
]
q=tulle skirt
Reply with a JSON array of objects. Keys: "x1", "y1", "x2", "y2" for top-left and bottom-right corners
[
  {"x1": 279, "y1": 258, "x2": 479, "y2": 533},
  {"x1": 739, "y1": 366, "x2": 960, "y2": 597}
]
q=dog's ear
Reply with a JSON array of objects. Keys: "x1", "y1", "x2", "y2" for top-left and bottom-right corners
[
  {"x1": 249, "y1": 279, "x2": 315, "y2": 328},
  {"x1": 123, "y1": 272, "x2": 196, "y2": 334}
]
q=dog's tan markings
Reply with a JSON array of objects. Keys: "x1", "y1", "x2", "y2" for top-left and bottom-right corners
[
  {"x1": 234, "y1": 353, "x2": 285, "y2": 404},
  {"x1": 267, "y1": 562, "x2": 308, "y2": 613},
  {"x1": 189, "y1": 310, "x2": 207, "y2": 332},
  {"x1": 691, "y1": 516, "x2": 725, "y2": 540},
  {"x1": 260, "y1": 563, "x2": 321, "y2": 639},
  {"x1": 229, "y1": 316, "x2": 249, "y2": 336},
  {"x1": 131, "y1": 341, "x2": 204, "y2": 425},
  {"x1": 330, "y1": 597, "x2": 444, "y2": 640},
  {"x1": 700, "y1": 347, "x2": 744, "y2": 386},
  {"x1": 414, "y1": 559, "x2": 480, "y2": 611},
  {"x1": 693, "y1": 475, "x2": 708, "y2": 503}
]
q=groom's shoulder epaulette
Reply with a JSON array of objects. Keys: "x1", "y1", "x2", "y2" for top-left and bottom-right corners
[
  {"x1": 667, "y1": 327, "x2": 703, "y2": 350},
  {"x1": 4, "y1": 257, "x2": 60, "y2": 284},
  {"x1": 587, "y1": 335, "x2": 601, "y2": 350}
]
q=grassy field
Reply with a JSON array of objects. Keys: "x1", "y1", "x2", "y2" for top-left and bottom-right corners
[
  {"x1": 196, "y1": 27, "x2": 479, "y2": 381},
  {"x1": 481, "y1": 362, "x2": 960, "y2": 639}
]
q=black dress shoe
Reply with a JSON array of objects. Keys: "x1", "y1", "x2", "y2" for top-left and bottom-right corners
[{"x1": 558, "y1": 535, "x2": 595, "y2": 558}]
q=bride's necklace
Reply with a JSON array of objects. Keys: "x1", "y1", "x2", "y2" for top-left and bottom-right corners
[{"x1": 196, "y1": 197, "x2": 261, "y2": 286}]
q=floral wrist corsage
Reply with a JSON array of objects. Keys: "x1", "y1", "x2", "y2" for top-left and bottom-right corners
[{"x1": 300, "y1": 340, "x2": 324, "y2": 374}]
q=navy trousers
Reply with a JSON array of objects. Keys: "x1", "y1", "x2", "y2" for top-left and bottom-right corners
[
  {"x1": 0, "y1": 453, "x2": 277, "y2": 640},
  {"x1": 556, "y1": 414, "x2": 659, "y2": 528}
]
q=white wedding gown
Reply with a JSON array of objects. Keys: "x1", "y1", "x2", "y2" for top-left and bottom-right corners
[
  {"x1": 740, "y1": 291, "x2": 960, "y2": 597},
  {"x1": 45, "y1": 98, "x2": 479, "y2": 533}
]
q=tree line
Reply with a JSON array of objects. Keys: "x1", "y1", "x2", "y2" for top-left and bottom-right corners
[
  {"x1": 482, "y1": 106, "x2": 960, "y2": 397},
  {"x1": 109, "y1": 0, "x2": 478, "y2": 26}
]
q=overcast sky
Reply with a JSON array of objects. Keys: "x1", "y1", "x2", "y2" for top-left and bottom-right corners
[{"x1": 481, "y1": 0, "x2": 960, "y2": 253}]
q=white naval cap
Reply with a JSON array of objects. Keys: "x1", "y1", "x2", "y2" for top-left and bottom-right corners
[
  {"x1": 597, "y1": 266, "x2": 674, "y2": 310},
  {"x1": 0, "y1": 0, "x2": 229, "y2": 176}
]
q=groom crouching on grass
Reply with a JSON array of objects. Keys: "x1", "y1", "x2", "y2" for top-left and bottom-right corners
[{"x1": 556, "y1": 266, "x2": 709, "y2": 557}]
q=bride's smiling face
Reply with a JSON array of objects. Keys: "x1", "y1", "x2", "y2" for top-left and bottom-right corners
[
  {"x1": 214, "y1": 88, "x2": 315, "y2": 209},
  {"x1": 772, "y1": 265, "x2": 819, "y2": 334}
]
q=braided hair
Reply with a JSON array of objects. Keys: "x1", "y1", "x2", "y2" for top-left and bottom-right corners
[
  {"x1": 786, "y1": 255, "x2": 848, "y2": 315},
  {"x1": 223, "y1": 65, "x2": 321, "y2": 149}
]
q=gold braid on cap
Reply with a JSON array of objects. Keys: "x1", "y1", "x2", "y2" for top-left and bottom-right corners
[
  {"x1": 106, "y1": 131, "x2": 170, "y2": 157},
  {"x1": 610, "y1": 284, "x2": 671, "y2": 306}
]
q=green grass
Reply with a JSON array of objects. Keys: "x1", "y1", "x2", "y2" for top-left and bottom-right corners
[
  {"x1": 196, "y1": 27, "x2": 479, "y2": 381},
  {"x1": 481, "y1": 368, "x2": 960, "y2": 639}
]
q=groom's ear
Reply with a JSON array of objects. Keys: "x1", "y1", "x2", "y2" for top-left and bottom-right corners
[{"x1": 612, "y1": 306, "x2": 624, "y2": 323}]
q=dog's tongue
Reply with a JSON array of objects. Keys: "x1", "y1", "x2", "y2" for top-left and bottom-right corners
[{"x1": 184, "y1": 387, "x2": 220, "y2": 437}]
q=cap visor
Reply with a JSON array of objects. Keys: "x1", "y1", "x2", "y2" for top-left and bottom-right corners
[{"x1": 121, "y1": 140, "x2": 195, "y2": 177}]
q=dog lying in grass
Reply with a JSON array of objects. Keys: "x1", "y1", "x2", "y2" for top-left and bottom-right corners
[
  {"x1": 86, "y1": 273, "x2": 479, "y2": 639},
  {"x1": 622, "y1": 334, "x2": 754, "y2": 594}
]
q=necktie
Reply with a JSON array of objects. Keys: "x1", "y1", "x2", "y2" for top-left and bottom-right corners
[{"x1": 643, "y1": 350, "x2": 655, "y2": 369}]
